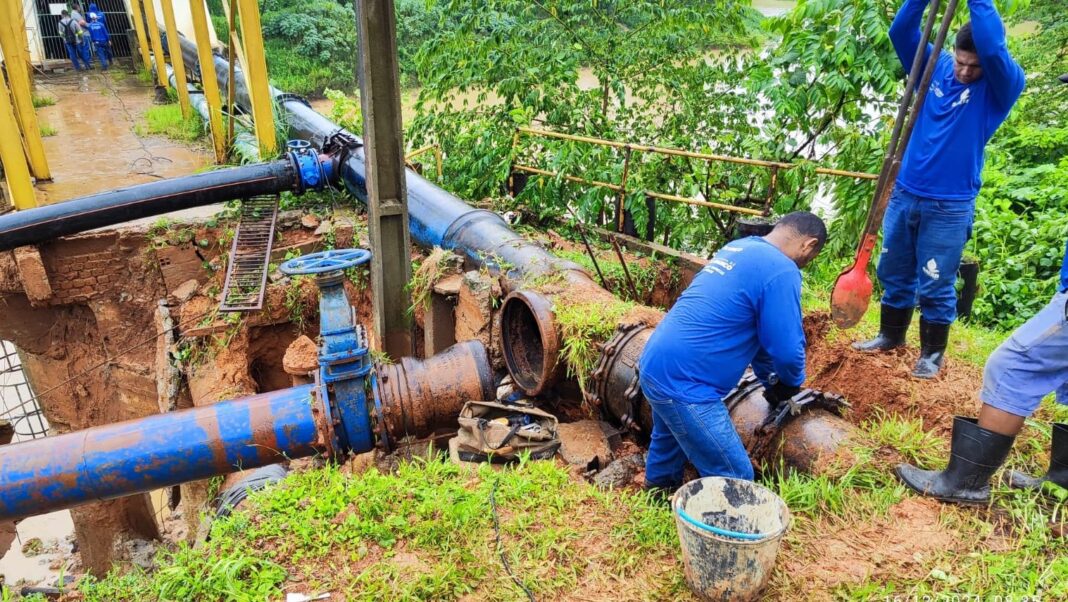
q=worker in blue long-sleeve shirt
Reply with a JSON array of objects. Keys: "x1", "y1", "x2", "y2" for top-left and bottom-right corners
[
  {"x1": 86, "y1": 14, "x2": 111, "y2": 71},
  {"x1": 855, "y1": 0, "x2": 1025, "y2": 379},
  {"x1": 638, "y1": 212, "x2": 827, "y2": 495}
]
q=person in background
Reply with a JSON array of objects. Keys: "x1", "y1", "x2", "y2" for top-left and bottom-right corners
[
  {"x1": 853, "y1": 0, "x2": 1025, "y2": 379},
  {"x1": 637, "y1": 212, "x2": 827, "y2": 495},
  {"x1": 58, "y1": 10, "x2": 90, "y2": 72},
  {"x1": 87, "y1": 13, "x2": 111, "y2": 71},
  {"x1": 69, "y1": 2, "x2": 92, "y2": 67}
]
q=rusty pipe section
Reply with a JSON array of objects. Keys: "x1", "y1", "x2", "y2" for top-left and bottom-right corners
[
  {"x1": 0, "y1": 385, "x2": 323, "y2": 521},
  {"x1": 591, "y1": 325, "x2": 855, "y2": 473},
  {"x1": 376, "y1": 340, "x2": 495, "y2": 439}
]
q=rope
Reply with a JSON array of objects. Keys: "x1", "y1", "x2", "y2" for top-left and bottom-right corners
[{"x1": 489, "y1": 479, "x2": 536, "y2": 602}]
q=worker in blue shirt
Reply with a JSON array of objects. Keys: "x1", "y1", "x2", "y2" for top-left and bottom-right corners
[
  {"x1": 898, "y1": 236, "x2": 1068, "y2": 503},
  {"x1": 86, "y1": 13, "x2": 111, "y2": 71},
  {"x1": 855, "y1": 0, "x2": 1025, "y2": 379},
  {"x1": 638, "y1": 212, "x2": 827, "y2": 494}
]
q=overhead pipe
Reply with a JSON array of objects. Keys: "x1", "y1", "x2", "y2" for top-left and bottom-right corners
[{"x1": 0, "y1": 249, "x2": 494, "y2": 522}]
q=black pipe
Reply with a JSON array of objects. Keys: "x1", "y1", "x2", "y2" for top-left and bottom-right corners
[{"x1": 0, "y1": 161, "x2": 299, "y2": 251}]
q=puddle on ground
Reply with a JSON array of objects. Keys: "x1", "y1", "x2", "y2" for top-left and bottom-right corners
[{"x1": 32, "y1": 69, "x2": 212, "y2": 207}]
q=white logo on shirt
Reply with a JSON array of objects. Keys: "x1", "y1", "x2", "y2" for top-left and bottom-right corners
[
  {"x1": 923, "y1": 258, "x2": 941, "y2": 280},
  {"x1": 951, "y1": 88, "x2": 972, "y2": 108},
  {"x1": 931, "y1": 82, "x2": 944, "y2": 98},
  {"x1": 702, "y1": 257, "x2": 736, "y2": 276}
]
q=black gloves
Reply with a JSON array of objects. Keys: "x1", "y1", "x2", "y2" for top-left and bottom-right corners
[{"x1": 764, "y1": 380, "x2": 801, "y2": 410}]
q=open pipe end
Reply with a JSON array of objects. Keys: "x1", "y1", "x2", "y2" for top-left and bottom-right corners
[{"x1": 501, "y1": 290, "x2": 561, "y2": 397}]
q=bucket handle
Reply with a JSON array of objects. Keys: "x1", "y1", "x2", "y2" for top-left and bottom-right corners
[{"x1": 675, "y1": 505, "x2": 768, "y2": 541}]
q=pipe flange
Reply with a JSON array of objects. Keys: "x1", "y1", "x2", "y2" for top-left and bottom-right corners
[
  {"x1": 369, "y1": 372, "x2": 392, "y2": 453},
  {"x1": 276, "y1": 92, "x2": 312, "y2": 109},
  {"x1": 311, "y1": 368, "x2": 338, "y2": 458},
  {"x1": 590, "y1": 324, "x2": 649, "y2": 429}
]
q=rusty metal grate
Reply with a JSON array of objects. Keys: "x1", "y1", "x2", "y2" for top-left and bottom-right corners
[
  {"x1": 219, "y1": 195, "x2": 280, "y2": 312},
  {"x1": 1, "y1": 340, "x2": 49, "y2": 441}
]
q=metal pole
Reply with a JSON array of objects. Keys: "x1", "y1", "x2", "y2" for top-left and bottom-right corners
[
  {"x1": 0, "y1": 1, "x2": 50, "y2": 181},
  {"x1": 158, "y1": 0, "x2": 191, "y2": 117},
  {"x1": 235, "y1": 0, "x2": 277, "y2": 157},
  {"x1": 141, "y1": 0, "x2": 169, "y2": 87},
  {"x1": 126, "y1": 0, "x2": 153, "y2": 74},
  {"x1": 0, "y1": 70, "x2": 36, "y2": 210},
  {"x1": 188, "y1": 0, "x2": 227, "y2": 163},
  {"x1": 224, "y1": 0, "x2": 237, "y2": 149},
  {"x1": 615, "y1": 146, "x2": 632, "y2": 232},
  {"x1": 354, "y1": 0, "x2": 413, "y2": 358}
]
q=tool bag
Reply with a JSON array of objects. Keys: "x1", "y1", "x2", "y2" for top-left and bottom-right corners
[{"x1": 454, "y1": 401, "x2": 560, "y2": 464}]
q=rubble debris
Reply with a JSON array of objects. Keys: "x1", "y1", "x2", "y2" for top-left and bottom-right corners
[
  {"x1": 593, "y1": 453, "x2": 647, "y2": 489},
  {"x1": 283, "y1": 335, "x2": 320, "y2": 376},
  {"x1": 557, "y1": 420, "x2": 613, "y2": 470}
]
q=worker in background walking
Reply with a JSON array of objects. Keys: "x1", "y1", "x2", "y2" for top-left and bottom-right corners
[
  {"x1": 87, "y1": 13, "x2": 111, "y2": 71},
  {"x1": 638, "y1": 212, "x2": 827, "y2": 495},
  {"x1": 58, "y1": 10, "x2": 90, "y2": 72},
  {"x1": 897, "y1": 237, "x2": 1068, "y2": 503},
  {"x1": 854, "y1": 0, "x2": 1025, "y2": 379},
  {"x1": 69, "y1": 3, "x2": 92, "y2": 68}
]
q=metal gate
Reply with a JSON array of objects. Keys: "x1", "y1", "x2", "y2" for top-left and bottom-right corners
[
  {"x1": 0, "y1": 340, "x2": 49, "y2": 441},
  {"x1": 34, "y1": 0, "x2": 134, "y2": 61}
]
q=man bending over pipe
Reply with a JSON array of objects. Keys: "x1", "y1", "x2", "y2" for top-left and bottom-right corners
[
  {"x1": 637, "y1": 212, "x2": 827, "y2": 495},
  {"x1": 897, "y1": 236, "x2": 1068, "y2": 503},
  {"x1": 854, "y1": 0, "x2": 1024, "y2": 379}
]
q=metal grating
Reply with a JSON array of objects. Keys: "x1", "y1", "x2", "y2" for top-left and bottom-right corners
[
  {"x1": 219, "y1": 195, "x2": 280, "y2": 312},
  {"x1": 0, "y1": 340, "x2": 50, "y2": 441}
]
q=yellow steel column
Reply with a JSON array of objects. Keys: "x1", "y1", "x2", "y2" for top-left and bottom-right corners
[
  {"x1": 0, "y1": 71, "x2": 37, "y2": 210},
  {"x1": 189, "y1": 0, "x2": 226, "y2": 163},
  {"x1": 141, "y1": 0, "x2": 169, "y2": 87},
  {"x1": 235, "y1": 0, "x2": 276, "y2": 157},
  {"x1": 127, "y1": 0, "x2": 153, "y2": 72},
  {"x1": 0, "y1": 1, "x2": 50, "y2": 180},
  {"x1": 158, "y1": 0, "x2": 191, "y2": 116}
]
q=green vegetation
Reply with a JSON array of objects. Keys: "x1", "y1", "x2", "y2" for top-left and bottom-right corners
[
  {"x1": 554, "y1": 297, "x2": 635, "y2": 392},
  {"x1": 38, "y1": 124, "x2": 57, "y2": 137},
  {"x1": 31, "y1": 94, "x2": 56, "y2": 108},
  {"x1": 136, "y1": 104, "x2": 204, "y2": 143}
]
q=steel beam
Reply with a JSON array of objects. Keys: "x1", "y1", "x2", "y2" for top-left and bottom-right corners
[
  {"x1": 0, "y1": 0, "x2": 50, "y2": 181},
  {"x1": 158, "y1": 0, "x2": 191, "y2": 116},
  {"x1": 126, "y1": 0, "x2": 153, "y2": 73},
  {"x1": 0, "y1": 69, "x2": 36, "y2": 210},
  {"x1": 235, "y1": 0, "x2": 276, "y2": 157},
  {"x1": 355, "y1": 0, "x2": 413, "y2": 358},
  {"x1": 188, "y1": 0, "x2": 227, "y2": 163},
  {"x1": 141, "y1": 0, "x2": 169, "y2": 87}
]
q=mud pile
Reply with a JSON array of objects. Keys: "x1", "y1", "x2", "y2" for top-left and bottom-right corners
[{"x1": 803, "y1": 312, "x2": 985, "y2": 436}]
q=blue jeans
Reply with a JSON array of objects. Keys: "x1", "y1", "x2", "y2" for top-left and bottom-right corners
[
  {"x1": 93, "y1": 43, "x2": 111, "y2": 69},
  {"x1": 642, "y1": 382, "x2": 754, "y2": 487},
  {"x1": 65, "y1": 41, "x2": 90, "y2": 70},
  {"x1": 981, "y1": 291, "x2": 1068, "y2": 417},
  {"x1": 877, "y1": 186, "x2": 975, "y2": 324}
]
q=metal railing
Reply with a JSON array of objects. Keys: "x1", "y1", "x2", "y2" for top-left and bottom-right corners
[
  {"x1": 510, "y1": 127, "x2": 878, "y2": 231},
  {"x1": 0, "y1": 340, "x2": 49, "y2": 441}
]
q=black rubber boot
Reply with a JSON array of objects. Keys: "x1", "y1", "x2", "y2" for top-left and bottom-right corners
[
  {"x1": 1007, "y1": 423, "x2": 1068, "y2": 490},
  {"x1": 912, "y1": 318, "x2": 950, "y2": 379},
  {"x1": 853, "y1": 304, "x2": 914, "y2": 352},
  {"x1": 895, "y1": 416, "x2": 1015, "y2": 505}
]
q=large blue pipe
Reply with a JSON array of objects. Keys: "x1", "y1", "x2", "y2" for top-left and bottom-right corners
[{"x1": 0, "y1": 385, "x2": 321, "y2": 521}]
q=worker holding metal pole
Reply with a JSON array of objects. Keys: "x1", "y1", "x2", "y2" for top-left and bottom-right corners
[
  {"x1": 853, "y1": 0, "x2": 1025, "y2": 379},
  {"x1": 636, "y1": 213, "x2": 827, "y2": 495}
]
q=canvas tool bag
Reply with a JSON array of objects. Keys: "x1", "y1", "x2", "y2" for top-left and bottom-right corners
[{"x1": 455, "y1": 401, "x2": 559, "y2": 463}]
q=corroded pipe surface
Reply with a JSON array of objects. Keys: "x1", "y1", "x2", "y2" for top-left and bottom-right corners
[
  {"x1": 0, "y1": 385, "x2": 322, "y2": 521},
  {"x1": 376, "y1": 340, "x2": 495, "y2": 439},
  {"x1": 592, "y1": 325, "x2": 855, "y2": 473}
]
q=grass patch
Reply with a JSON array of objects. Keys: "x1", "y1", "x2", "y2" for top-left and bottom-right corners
[
  {"x1": 555, "y1": 298, "x2": 635, "y2": 392},
  {"x1": 135, "y1": 103, "x2": 204, "y2": 142},
  {"x1": 31, "y1": 94, "x2": 56, "y2": 108},
  {"x1": 554, "y1": 247, "x2": 664, "y2": 303},
  {"x1": 136, "y1": 67, "x2": 154, "y2": 85},
  {"x1": 81, "y1": 456, "x2": 686, "y2": 600},
  {"x1": 38, "y1": 123, "x2": 57, "y2": 137}
]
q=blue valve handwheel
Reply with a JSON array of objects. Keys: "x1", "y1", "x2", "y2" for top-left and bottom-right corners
[{"x1": 280, "y1": 248, "x2": 372, "y2": 275}]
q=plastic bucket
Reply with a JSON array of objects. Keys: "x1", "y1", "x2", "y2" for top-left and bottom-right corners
[{"x1": 671, "y1": 477, "x2": 791, "y2": 601}]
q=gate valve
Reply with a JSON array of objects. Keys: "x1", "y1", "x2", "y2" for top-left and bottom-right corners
[{"x1": 286, "y1": 139, "x2": 334, "y2": 194}]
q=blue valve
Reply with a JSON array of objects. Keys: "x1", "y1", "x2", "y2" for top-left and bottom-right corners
[
  {"x1": 286, "y1": 139, "x2": 333, "y2": 193},
  {"x1": 280, "y1": 248, "x2": 371, "y2": 276}
]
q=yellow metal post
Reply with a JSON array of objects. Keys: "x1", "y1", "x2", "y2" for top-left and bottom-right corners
[
  {"x1": 141, "y1": 0, "x2": 169, "y2": 87},
  {"x1": 127, "y1": 0, "x2": 153, "y2": 72},
  {"x1": 0, "y1": 1, "x2": 51, "y2": 180},
  {"x1": 158, "y1": 0, "x2": 191, "y2": 116},
  {"x1": 235, "y1": 0, "x2": 276, "y2": 157},
  {"x1": 0, "y1": 71, "x2": 37, "y2": 210},
  {"x1": 189, "y1": 0, "x2": 227, "y2": 163}
]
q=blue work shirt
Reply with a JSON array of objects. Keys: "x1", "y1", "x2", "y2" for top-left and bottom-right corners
[
  {"x1": 638, "y1": 237, "x2": 806, "y2": 403},
  {"x1": 889, "y1": 0, "x2": 1024, "y2": 201},
  {"x1": 1061, "y1": 239, "x2": 1067, "y2": 292},
  {"x1": 87, "y1": 20, "x2": 109, "y2": 45}
]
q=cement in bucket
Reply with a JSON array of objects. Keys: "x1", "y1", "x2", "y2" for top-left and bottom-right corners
[{"x1": 671, "y1": 477, "x2": 791, "y2": 601}]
